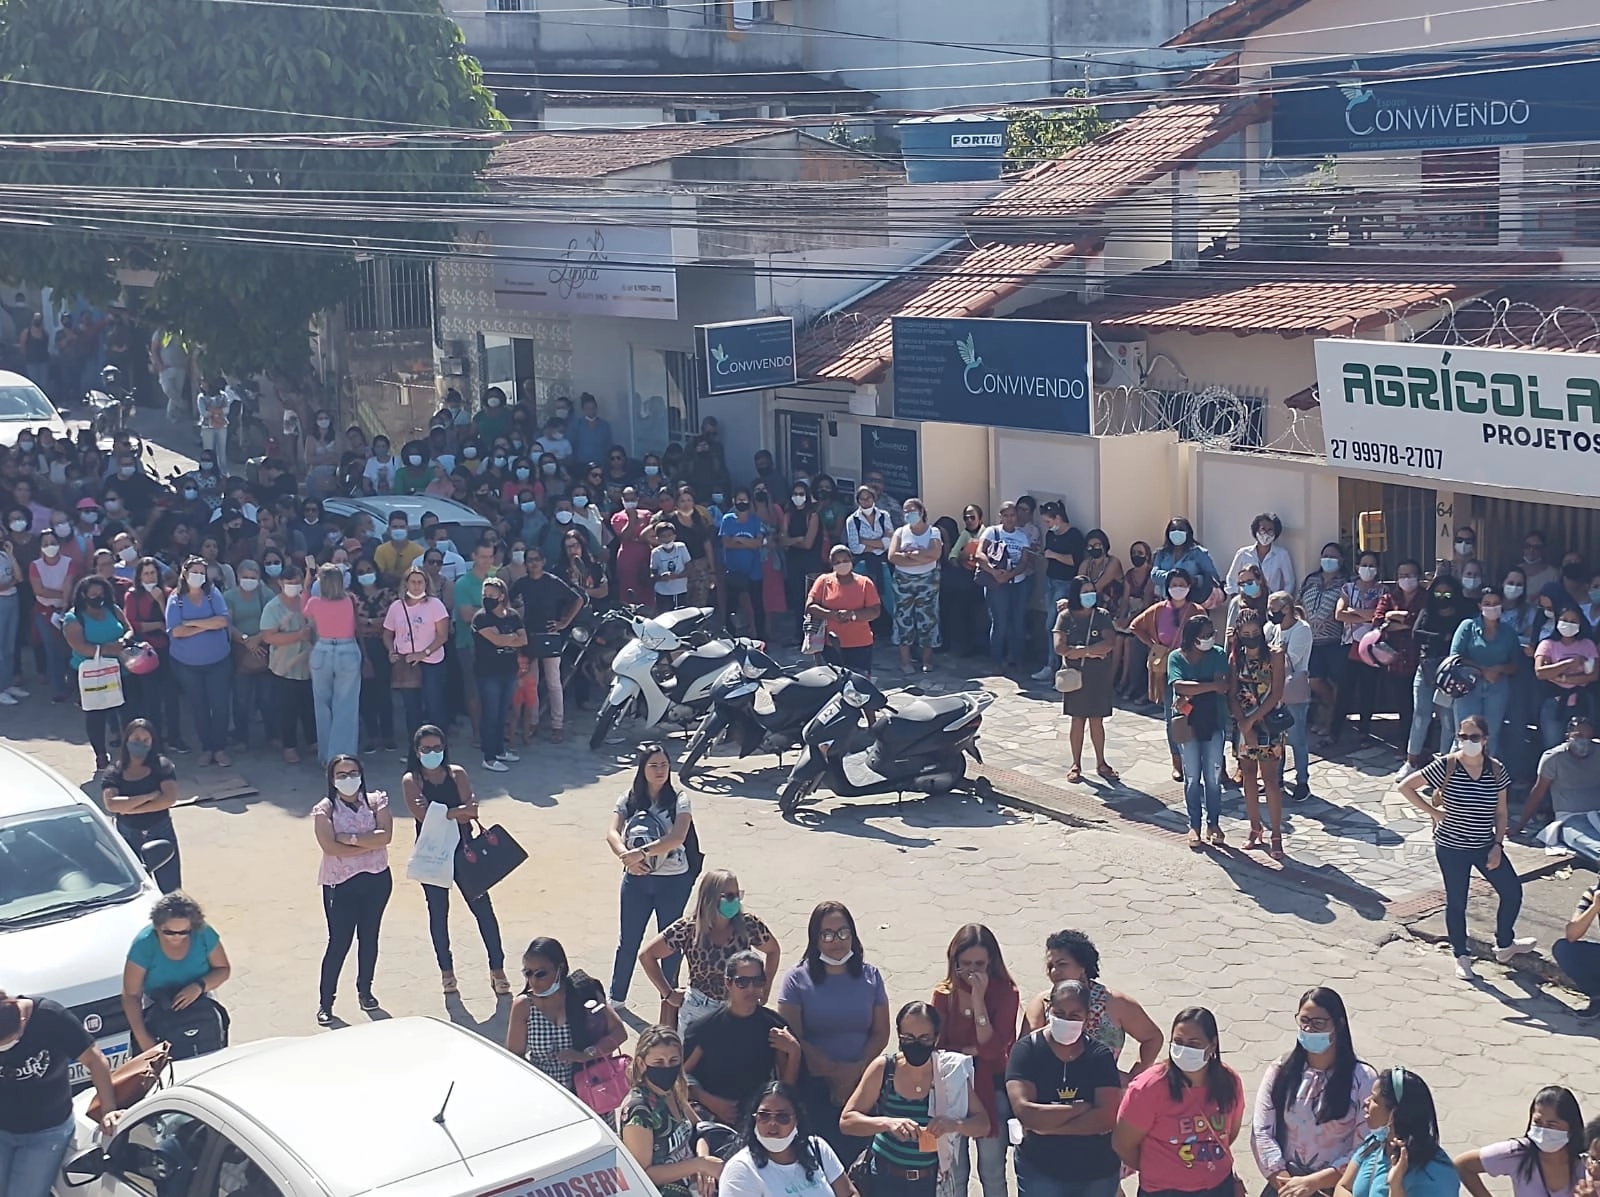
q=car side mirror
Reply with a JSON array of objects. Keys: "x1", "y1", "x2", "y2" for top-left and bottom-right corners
[
  {"x1": 139, "y1": 838, "x2": 175, "y2": 873},
  {"x1": 62, "y1": 1147, "x2": 108, "y2": 1186}
]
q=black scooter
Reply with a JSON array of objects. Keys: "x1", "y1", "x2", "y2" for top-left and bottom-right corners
[
  {"x1": 778, "y1": 672, "x2": 994, "y2": 813},
  {"x1": 678, "y1": 647, "x2": 844, "y2": 781}
]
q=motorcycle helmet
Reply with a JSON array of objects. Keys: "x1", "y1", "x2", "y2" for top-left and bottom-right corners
[
  {"x1": 1433, "y1": 654, "x2": 1482, "y2": 699},
  {"x1": 1358, "y1": 626, "x2": 1401, "y2": 669},
  {"x1": 100, "y1": 364, "x2": 123, "y2": 386},
  {"x1": 121, "y1": 641, "x2": 160, "y2": 676}
]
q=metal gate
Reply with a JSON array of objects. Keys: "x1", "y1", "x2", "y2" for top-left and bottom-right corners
[
  {"x1": 1338, "y1": 477, "x2": 1437, "y2": 573},
  {"x1": 1466, "y1": 496, "x2": 1600, "y2": 576}
]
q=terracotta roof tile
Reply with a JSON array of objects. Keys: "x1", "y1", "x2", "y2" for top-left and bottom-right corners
[
  {"x1": 796, "y1": 240, "x2": 1096, "y2": 384},
  {"x1": 1165, "y1": 0, "x2": 1317, "y2": 48},
  {"x1": 969, "y1": 96, "x2": 1267, "y2": 226},
  {"x1": 1014, "y1": 251, "x2": 1560, "y2": 337},
  {"x1": 485, "y1": 126, "x2": 800, "y2": 181}
]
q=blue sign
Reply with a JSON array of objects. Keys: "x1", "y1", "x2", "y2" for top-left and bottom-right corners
[
  {"x1": 860, "y1": 425, "x2": 919, "y2": 501},
  {"x1": 891, "y1": 316, "x2": 1091, "y2": 435},
  {"x1": 696, "y1": 317, "x2": 797, "y2": 395},
  {"x1": 1271, "y1": 42, "x2": 1600, "y2": 156}
]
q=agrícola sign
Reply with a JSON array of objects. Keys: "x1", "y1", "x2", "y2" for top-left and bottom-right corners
[
  {"x1": 1271, "y1": 42, "x2": 1600, "y2": 155},
  {"x1": 1313, "y1": 338, "x2": 1600, "y2": 498},
  {"x1": 695, "y1": 317, "x2": 797, "y2": 396}
]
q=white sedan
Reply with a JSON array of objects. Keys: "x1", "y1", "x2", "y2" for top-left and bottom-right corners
[{"x1": 0, "y1": 368, "x2": 74, "y2": 447}]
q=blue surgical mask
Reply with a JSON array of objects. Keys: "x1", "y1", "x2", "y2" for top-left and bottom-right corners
[
  {"x1": 520, "y1": 501, "x2": 538, "y2": 514},
  {"x1": 1079, "y1": 592, "x2": 1097, "y2": 608},
  {"x1": 1297, "y1": 1029, "x2": 1333, "y2": 1053},
  {"x1": 1590, "y1": 589, "x2": 1600, "y2": 605},
  {"x1": 1241, "y1": 581, "x2": 1261, "y2": 598},
  {"x1": 542, "y1": 462, "x2": 558, "y2": 476},
  {"x1": 516, "y1": 467, "x2": 531, "y2": 481},
  {"x1": 390, "y1": 528, "x2": 407, "y2": 541},
  {"x1": 265, "y1": 562, "x2": 283, "y2": 578},
  {"x1": 419, "y1": 750, "x2": 444, "y2": 770},
  {"x1": 1169, "y1": 529, "x2": 1187, "y2": 546},
  {"x1": 1321, "y1": 557, "x2": 1341, "y2": 573}
]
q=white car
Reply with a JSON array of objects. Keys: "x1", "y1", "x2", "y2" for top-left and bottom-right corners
[
  {"x1": 60, "y1": 1017, "x2": 659, "y2": 1197},
  {"x1": 0, "y1": 743, "x2": 168, "y2": 1084},
  {"x1": 0, "y1": 367, "x2": 73, "y2": 447}
]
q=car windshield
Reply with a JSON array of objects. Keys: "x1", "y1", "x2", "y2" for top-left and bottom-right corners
[
  {"x1": 0, "y1": 383, "x2": 57, "y2": 421},
  {"x1": 0, "y1": 807, "x2": 143, "y2": 925}
]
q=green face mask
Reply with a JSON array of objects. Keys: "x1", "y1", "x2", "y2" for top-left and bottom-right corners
[{"x1": 718, "y1": 897, "x2": 742, "y2": 919}]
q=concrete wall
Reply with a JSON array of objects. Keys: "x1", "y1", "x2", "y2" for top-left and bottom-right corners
[
  {"x1": 1187, "y1": 447, "x2": 1341, "y2": 587},
  {"x1": 1142, "y1": 329, "x2": 1318, "y2": 450},
  {"x1": 991, "y1": 428, "x2": 1178, "y2": 550},
  {"x1": 544, "y1": 106, "x2": 667, "y2": 130}
]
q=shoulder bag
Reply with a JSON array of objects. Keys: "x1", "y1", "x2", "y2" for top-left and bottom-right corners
[
  {"x1": 86, "y1": 1042, "x2": 173, "y2": 1121},
  {"x1": 391, "y1": 602, "x2": 423, "y2": 689},
  {"x1": 144, "y1": 990, "x2": 230, "y2": 1061},
  {"x1": 454, "y1": 820, "x2": 528, "y2": 901},
  {"x1": 1055, "y1": 610, "x2": 1098, "y2": 693},
  {"x1": 846, "y1": 1053, "x2": 899, "y2": 1197}
]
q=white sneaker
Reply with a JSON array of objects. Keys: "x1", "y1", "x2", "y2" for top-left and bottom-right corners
[
  {"x1": 1494, "y1": 937, "x2": 1538, "y2": 964},
  {"x1": 5, "y1": 685, "x2": 28, "y2": 699},
  {"x1": 1395, "y1": 761, "x2": 1417, "y2": 781},
  {"x1": 0, "y1": 692, "x2": 16, "y2": 706},
  {"x1": 1454, "y1": 955, "x2": 1478, "y2": 981},
  {"x1": 497, "y1": 751, "x2": 520, "y2": 763},
  {"x1": 481, "y1": 758, "x2": 509, "y2": 773}
]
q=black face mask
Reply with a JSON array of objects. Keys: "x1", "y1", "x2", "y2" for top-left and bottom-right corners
[
  {"x1": 899, "y1": 1039, "x2": 935, "y2": 1067},
  {"x1": 1087, "y1": 545, "x2": 1105, "y2": 558},
  {"x1": 484, "y1": 597, "x2": 501, "y2": 612},
  {"x1": 734, "y1": 500, "x2": 750, "y2": 511},
  {"x1": 1131, "y1": 554, "x2": 1148, "y2": 566},
  {"x1": 644, "y1": 1063, "x2": 681, "y2": 1092},
  {"x1": 87, "y1": 592, "x2": 107, "y2": 609}
]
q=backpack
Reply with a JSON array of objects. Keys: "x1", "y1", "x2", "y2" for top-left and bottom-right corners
[{"x1": 145, "y1": 990, "x2": 230, "y2": 1061}]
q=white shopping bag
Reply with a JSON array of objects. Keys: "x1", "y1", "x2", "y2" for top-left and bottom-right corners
[
  {"x1": 78, "y1": 649, "x2": 125, "y2": 712},
  {"x1": 406, "y1": 801, "x2": 457, "y2": 887}
]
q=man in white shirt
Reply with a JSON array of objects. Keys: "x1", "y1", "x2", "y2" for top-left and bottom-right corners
[{"x1": 1225, "y1": 512, "x2": 1296, "y2": 596}]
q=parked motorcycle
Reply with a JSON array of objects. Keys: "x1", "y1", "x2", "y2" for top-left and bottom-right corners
[
  {"x1": 679, "y1": 647, "x2": 844, "y2": 781},
  {"x1": 224, "y1": 378, "x2": 268, "y2": 463},
  {"x1": 587, "y1": 606, "x2": 763, "y2": 750},
  {"x1": 778, "y1": 673, "x2": 994, "y2": 814},
  {"x1": 561, "y1": 606, "x2": 633, "y2": 699},
  {"x1": 83, "y1": 365, "x2": 132, "y2": 445}
]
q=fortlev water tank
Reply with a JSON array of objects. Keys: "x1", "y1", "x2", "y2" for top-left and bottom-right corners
[{"x1": 897, "y1": 114, "x2": 1010, "y2": 183}]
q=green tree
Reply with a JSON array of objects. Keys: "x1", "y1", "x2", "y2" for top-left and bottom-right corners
[
  {"x1": 1002, "y1": 96, "x2": 1110, "y2": 173},
  {"x1": 0, "y1": 0, "x2": 505, "y2": 373}
]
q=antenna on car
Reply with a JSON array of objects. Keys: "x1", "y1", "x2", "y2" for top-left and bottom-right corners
[
  {"x1": 433, "y1": 1081, "x2": 455, "y2": 1125},
  {"x1": 431, "y1": 1082, "x2": 474, "y2": 1176}
]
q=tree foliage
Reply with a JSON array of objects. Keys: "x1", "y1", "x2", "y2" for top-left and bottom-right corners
[
  {"x1": 0, "y1": 0, "x2": 505, "y2": 373},
  {"x1": 1002, "y1": 96, "x2": 1110, "y2": 173}
]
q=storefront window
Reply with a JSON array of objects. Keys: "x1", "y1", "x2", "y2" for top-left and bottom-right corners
[{"x1": 628, "y1": 346, "x2": 697, "y2": 455}]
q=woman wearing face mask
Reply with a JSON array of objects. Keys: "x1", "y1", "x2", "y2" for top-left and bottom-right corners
[
  {"x1": 1298, "y1": 544, "x2": 1348, "y2": 741},
  {"x1": 1329, "y1": 552, "x2": 1386, "y2": 750},
  {"x1": 669, "y1": 485, "x2": 717, "y2": 610},
  {"x1": 384, "y1": 565, "x2": 450, "y2": 736},
  {"x1": 777, "y1": 902, "x2": 891, "y2": 1160},
  {"x1": 1116, "y1": 540, "x2": 1156, "y2": 700},
  {"x1": 1114, "y1": 1007, "x2": 1243, "y2": 1197},
  {"x1": 808, "y1": 546, "x2": 881, "y2": 676},
  {"x1": 60, "y1": 574, "x2": 133, "y2": 770},
  {"x1": 932, "y1": 925, "x2": 1019, "y2": 1197},
  {"x1": 403, "y1": 724, "x2": 508, "y2": 995},
  {"x1": 164, "y1": 555, "x2": 234, "y2": 767},
  {"x1": 1020, "y1": 929, "x2": 1164, "y2": 1075},
  {"x1": 1163, "y1": 614, "x2": 1231, "y2": 848},
  {"x1": 259, "y1": 560, "x2": 316, "y2": 763},
  {"x1": 888, "y1": 498, "x2": 943, "y2": 674},
  {"x1": 1456, "y1": 1086, "x2": 1585, "y2": 1197},
  {"x1": 1449, "y1": 584, "x2": 1521, "y2": 760},
  {"x1": 569, "y1": 484, "x2": 607, "y2": 546},
  {"x1": 1230, "y1": 606, "x2": 1289, "y2": 857},
  {"x1": 1334, "y1": 1068, "x2": 1458, "y2": 1197},
  {"x1": 1251, "y1": 987, "x2": 1376, "y2": 1197},
  {"x1": 1534, "y1": 605, "x2": 1599, "y2": 749},
  {"x1": 1007, "y1": 979, "x2": 1125, "y2": 1197},
  {"x1": 102, "y1": 718, "x2": 182, "y2": 892},
  {"x1": 312, "y1": 754, "x2": 393, "y2": 1025},
  {"x1": 223, "y1": 559, "x2": 271, "y2": 749},
  {"x1": 1151, "y1": 517, "x2": 1222, "y2": 608},
  {"x1": 1499, "y1": 567, "x2": 1542, "y2": 779},
  {"x1": 1227, "y1": 564, "x2": 1270, "y2": 645},
  {"x1": 349, "y1": 556, "x2": 396, "y2": 752},
  {"x1": 721, "y1": 1081, "x2": 855, "y2": 1197},
  {"x1": 939, "y1": 505, "x2": 987, "y2": 657},
  {"x1": 620, "y1": 1026, "x2": 725, "y2": 1197},
  {"x1": 472, "y1": 576, "x2": 526, "y2": 773},
  {"x1": 124, "y1": 557, "x2": 184, "y2": 747},
  {"x1": 780, "y1": 481, "x2": 822, "y2": 644},
  {"x1": 841, "y1": 1002, "x2": 989, "y2": 1197},
  {"x1": 611, "y1": 486, "x2": 654, "y2": 608},
  {"x1": 1057, "y1": 574, "x2": 1119, "y2": 783},
  {"x1": 641, "y1": 869, "x2": 779, "y2": 1041},
  {"x1": 303, "y1": 410, "x2": 341, "y2": 497},
  {"x1": 27, "y1": 527, "x2": 75, "y2": 702},
  {"x1": 303, "y1": 562, "x2": 363, "y2": 765},
  {"x1": 1399, "y1": 713, "x2": 1531, "y2": 980},
  {"x1": 1226, "y1": 513, "x2": 1297, "y2": 598},
  {"x1": 505, "y1": 936, "x2": 624, "y2": 1090},
  {"x1": 1132, "y1": 568, "x2": 1204, "y2": 775}
]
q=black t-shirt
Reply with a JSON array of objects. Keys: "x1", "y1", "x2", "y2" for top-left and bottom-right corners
[
  {"x1": 473, "y1": 609, "x2": 524, "y2": 678},
  {"x1": 510, "y1": 572, "x2": 580, "y2": 636},
  {"x1": 685, "y1": 1004, "x2": 786, "y2": 1107},
  {"x1": 673, "y1": 512, "x2": 712, "y2": 561},
  {"x1": 0, "y1": 997, "x2": 93, "y2": 1133},
  {"x1": 104, "y1": 755, "x2": 178, "y2": 831},
  {"x1": 1045, "y1": 526, "x2": 1087, "y2": 582},
  {"x1": 1005, "y1": 1031, "x2": 1121, "y2": 1180}
]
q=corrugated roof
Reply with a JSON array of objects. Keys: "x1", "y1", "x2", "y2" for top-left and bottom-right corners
[
  {"x1": 969, "y1": 96, "x2": 1267, "y2": 227},
  {"x1": 1165, "y1": 0, "x2": 1317, "y2": 47},
  {"x1": 796, "y1": 240, "x2": 1096, "y2": 384},
  {"x1": 485, "y1": 126, "x2": 804, "y2": 181},
  {"x1": 1013, "y1": 251, "x2": 1560, "y2": 337}
]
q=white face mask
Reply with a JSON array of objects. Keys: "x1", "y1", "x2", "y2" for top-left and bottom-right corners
[
  {"x1": 1167, "y1": 586, "x2": 1189, "y2": 602},
  {"x1": 282, "y1": 582, "x2": 303, "y2": 598},
  {"x1": 819, "y1": 951, "x2": 854, "y2": 967},
  {"x1": 1398, "y1": 576, "x2": 1420, "y2": 593},
  {"x1": 1255, "y1": 531, "x2": 1275, "y2": 547},
  {"x1": 792, "y1": 494, "x2": 807, "y2": 507},
  {"x1": 1196, "y1": 637, "x2": 1216, "y2": 651},
  {"x1": 238, "y1": 577, "x2": 259, "y2": 592},
  {"x1": 1048, "y1": 1016, "x2": 1085, "y2": 1045},
  {"x1": 41, "y1": 543, "x2": 60, "y2": 558},
  {"x1": 119, "y1": 546, "x2": 138, "y2": 563},
  {"x1": 755, "y1": 1130, "x2": 798, "y2": 1153},
  {"x1": 1503, "y1": 584, "x2": 1524, "y2": 599},
  {"x1": 1459, "y1": 739, "x2": 1484, "y2": 758},
  {"x1": 1558, "y1": 621, "x2": 1581, "y2": 638},
  {"x1": 1169, "y1": 1043, "x2": 1208, "y2": 1072},
  {"x1": 1358, "y1": 566, "x2": 1378, "y2": 582},
  {"x1": 1526, "y1": 1127, "x2": 1568, "y2": 1153},
  {"x1": 186, "y1": 572, "x2": 206, "y2": 589},
  {"x1": 333, "y1": 775, "x2": 363, "y2": 797}
]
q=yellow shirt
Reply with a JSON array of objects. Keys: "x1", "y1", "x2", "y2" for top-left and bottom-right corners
[{"x1": 373, "y1": 539, "x2": 423, "y2": 583}]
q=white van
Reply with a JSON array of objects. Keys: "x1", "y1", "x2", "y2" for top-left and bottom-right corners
[
  {"x1": 60, "y1": 1018, "x2": 661, "y2": 1197},
  {"x1": 0, "y1": 743, "x2": 167, "y2": 1083}
]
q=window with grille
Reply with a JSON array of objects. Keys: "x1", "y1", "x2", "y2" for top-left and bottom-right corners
[
  {"x1": 490, "y1": 0, "x2": 522, "y2": 11},
  {"x1": 346, "y1": 258, "x2": 433, "y2": 333}
]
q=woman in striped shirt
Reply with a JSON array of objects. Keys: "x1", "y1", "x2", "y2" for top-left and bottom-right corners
[{"x1": 1399, "y1": 714, "x2": 1534, "y2": 982}]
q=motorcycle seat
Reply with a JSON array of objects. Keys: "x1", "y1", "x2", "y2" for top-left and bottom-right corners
[
  {"x1": 787, "y1": 666, "x2": 841, "y2": 688},
  {"x1": 877, "y1": 693, "x2": 978, "y2": 752},
  {"x1": 690, "y1": 640, "x2": 734, "y2": 660},
  {"x1": 655, "y1": 606, "x2": 714, "y2": 633}
]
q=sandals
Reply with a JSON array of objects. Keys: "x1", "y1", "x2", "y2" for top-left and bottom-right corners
[
  {"x1": 441, "y1": 972, "x2": 459, "y2": 995},
  {"x1": 1245, "y1": 829, "x2": 1265, "y2": 851},
  {"x1": 1066, "y1": 765, "x2": 1084, "y2": 784},
  {"x1": 1270, "y1": 834, "x2": 1286, "y2": 861},
  {"x1": 490, "y1": 971, "x2": 512, "y2": 995},
  {"x1": 1187, "y1": 829, "x2": 1204, "y2": 851},
  {"x1": 1097, "y1": 762, "x2": 1120, "y2": 783},
  {"x1": 1207, "y1": 824, "x2": 1226, "y2": 847}
]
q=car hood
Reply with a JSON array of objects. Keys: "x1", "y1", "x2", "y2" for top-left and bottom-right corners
[{"x1": 0, "y1": 888, "x2": 155, "y2": 1004}]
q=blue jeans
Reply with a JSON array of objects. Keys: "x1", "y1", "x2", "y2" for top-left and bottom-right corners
[
  {"x1": 1435, "y1": 842, "x2": 1523, "y2": 958},
  {"x1": 1552, "y1": 816, "x2": 1600, "y2": 866},
  {"x1": 1408, "y1": 659, "x2": 1449, "y2": 756},
  {"x1": 952, "y1": 1086, "x2": 1011, "y2": 1197},
  {"x1": 310, "y1": 638, "x2": 362, "y2": 763},
  {"x1": 478, "y1": 671, "x2": 514, "y2": 762},
  {"x1": 1016, "y1": 1156, "x2": 1119, "y2": 1197},
  {"x1": 1553, "y1": 937, "x2": 1600, "y2": 998},
  {"x1": 1042, "y1": 579, "x2": 1073, "y2": 670},
  {"x1": 0, "y1": 591, "x2": 17, "y2": 692},
  {"x1": 0, "y1": 1114, "x2": 76, "y2": 1197},
  {"x1": 1284, "y1": 701, "x2": 1310, "y2": 790},
  {"x1": 868, "y1": 1154, "x2": 935, "y2": 1197},
  {"x1": 172, "y1": 655, "x2": 232, "y2": 753},
  {"x1": 610, "y1": 869, "x2": 694, "y2": 1001},
  {"x1": 986, "y1": 583, "x2": 1028, "y2": 664},
  {"x1": 229, "y1": 665, "x2": 271, "y2": 747},
  {"x1": 1453, "y1": 675, "x2": 1511, "y2": 758},
  {"x1": 400, "y1": 661, "x2": 447, "y2": 740},
  {"x1": 1540, "y1": 691, "x2": 1594, "y2": 750},
  {"x1": 33, "y1": 609, "x2": 68, "y2": 699},
  {"x1": 1179, "y1": 731, "x2": 1224, "y2": 832}
]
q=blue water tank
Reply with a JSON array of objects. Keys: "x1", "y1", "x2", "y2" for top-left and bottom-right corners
[{"x1": 898, "y1": 114, "x2": 1010, "y2": 183}]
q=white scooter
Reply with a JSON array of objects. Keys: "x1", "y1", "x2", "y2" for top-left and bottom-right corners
[{"x1": 588, "y1": 606, "x2": 764, "y2": 750}]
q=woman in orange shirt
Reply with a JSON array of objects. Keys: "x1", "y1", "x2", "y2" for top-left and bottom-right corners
[
  {"x1": 806, "y1": 546, "x2": 881, "y2": 676},
  {"x1": 932, "y1": 924, "x2": 1019, "y2": 1197}
]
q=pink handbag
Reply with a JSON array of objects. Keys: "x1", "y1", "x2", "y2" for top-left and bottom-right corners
[{"x1": 573, "y1": 1053, "x2": 631, "y2": 1116}]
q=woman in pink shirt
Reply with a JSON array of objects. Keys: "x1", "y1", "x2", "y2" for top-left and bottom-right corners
[
  {"x1": 384, "y1": 565, "x2": 450, "y2": 738},
  {"x1": 1534, "y1": 605, "x2": 1599, "y2": 749},
  {"x1": 312, "y1": 754, "x2": 393, "y2": 1026},
  {"x1": 28, "y1": 528, "x2": 77, "y2": 702},
  {"x1": 612, "y1": 486, "x2": 653, "y2": 608},
  {"x1": 305, "y1": 562, "x2": 362, "y2": 766}
]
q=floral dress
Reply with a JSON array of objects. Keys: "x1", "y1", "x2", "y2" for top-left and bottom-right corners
[{"x1": 1232, "y1": 643, "x2": 1286, "y2": 761}]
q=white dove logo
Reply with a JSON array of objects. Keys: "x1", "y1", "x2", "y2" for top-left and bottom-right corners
[
  {"x1": 1337, "y1": 67, "x2": 1377, "y2": 136},
  {"x1": 957, "y1": 333, "x2": 983, "y2": 392}
]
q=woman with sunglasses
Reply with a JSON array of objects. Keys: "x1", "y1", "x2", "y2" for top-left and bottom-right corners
[
  {"x1": 121, "y1": 891, "x2": 231, "y2": 1056},
  {"x1": 313, "y1": 755, "x2": 394, "y2": 1026},
  {"x1": 1334, "y1": 1068, "x2": 1458, "y2": 1197},
  {"x1": 1456, "y1": 1086, "x2": 1585, "y2": 1197},
  {"x1": 721, "y1": 1081, "x2": 858, "y2": 1197},
  {"x1": 505, "y1": 936, "x2": 624, "y2": 1092},
  {"x1": 1399, "y1": 712, "x2": 1532, "y2": 982},
  {"x1": 619, "y1": 1026, "x2": 724, "y2": 1197},
  {"x1": 841, "y1": 1001, "x2": 989, "y2": 1197},
  {"x1": 101, "y1": 718, "x2": 182, "y2": 893}
]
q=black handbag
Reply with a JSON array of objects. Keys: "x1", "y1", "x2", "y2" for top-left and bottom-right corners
[
  {"x1": 531, "y1": 633, "x2": 564, "y2": 658},
  {"x1": 1262, "y1": 706, "x2": 1296, "y2": 735},
  {"x1": 454, "y1": 822, "x2": 527, "y2": 901},
  {"x1": 144, "y1": 991, "x2": 230, "y2": 1060}
]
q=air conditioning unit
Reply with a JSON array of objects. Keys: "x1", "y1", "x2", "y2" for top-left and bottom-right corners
[
  {"x1": 440, "y1": 356, "x2": 465, "y2": 377},
  {"x1": 1092, "y1": 339, "x2": 1147, "y2": 389}
]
